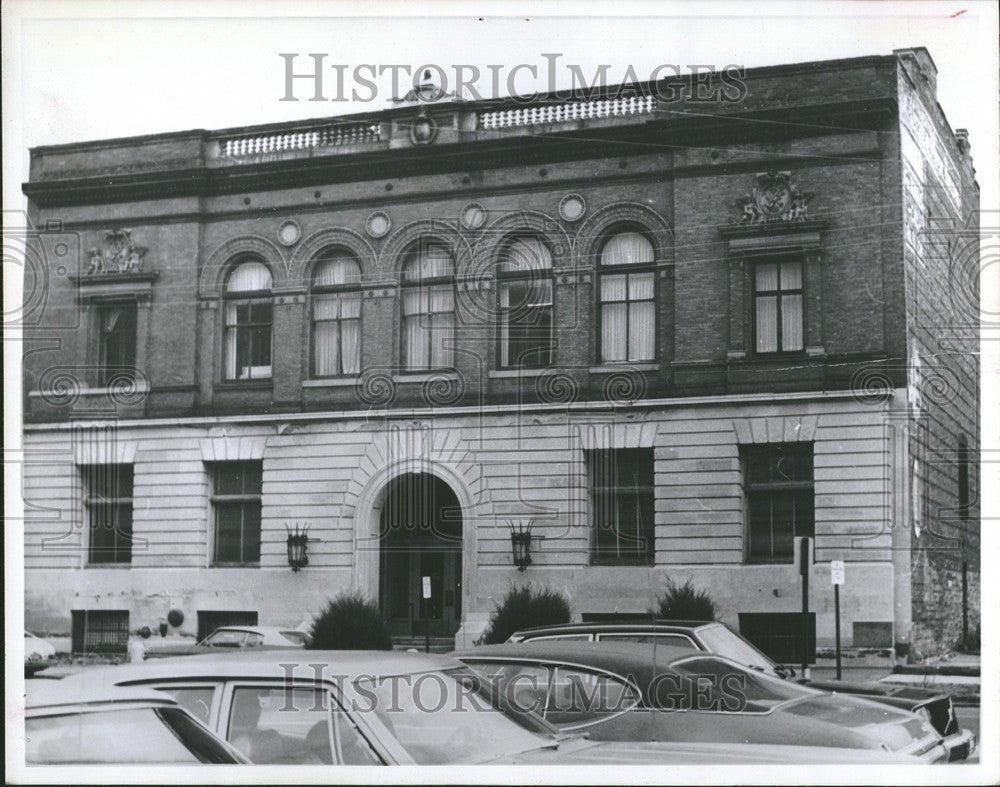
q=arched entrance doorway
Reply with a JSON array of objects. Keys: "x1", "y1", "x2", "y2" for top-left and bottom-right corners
[{"x1": 378, "y1": 473, "x2": 462, "y2": 637}]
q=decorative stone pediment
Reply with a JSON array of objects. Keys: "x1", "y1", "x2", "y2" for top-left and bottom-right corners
[
  {"x1": 734, "y1": 171, "x2": 811, "y2": 225},
  {"x1": 86, "y1": 229, "x2": 147, "y2": 275}
]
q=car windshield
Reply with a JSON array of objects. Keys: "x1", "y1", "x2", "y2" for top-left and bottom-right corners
[
  {"x1": 201, "y1": 629, "x2": 247, "y2": 648},
  {"x1": 696, "y1": 625, "x2": 780, "y2": 674},
  {"x1": 354, "y1": 668, "x2": 553, "y2": 764},
  {"x1": 26, "y1": 707, "x2": 240, "y2": 764},
  {"x1": 278, "y1": 631, "x2": 307, "y2": 645}
]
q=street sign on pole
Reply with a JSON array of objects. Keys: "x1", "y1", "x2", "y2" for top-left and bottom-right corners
[{"x1": 830, "y1": 560, "x2": 845, "y2": 679}]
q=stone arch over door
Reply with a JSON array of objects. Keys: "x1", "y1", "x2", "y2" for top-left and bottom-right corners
[{"x1": 351, "y1": 458, "x2": 478, "y2": 630}]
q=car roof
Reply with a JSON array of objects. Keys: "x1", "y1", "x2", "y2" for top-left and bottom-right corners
[
  {"x1": 58, "y1": 649, "x2": 464, "y2": 687},
  {"x1": 512, "y1": 620, "x2": 719, "y2": 637},
  {"x1": 208, "y1": 626, "x2": 302, "y2": 636},
  {"x1": 454, "y1": 640, "x2": 704, "y2": 676},
  {"x1": 27, "y1": 680, "x2": 178, "y2": 710}
]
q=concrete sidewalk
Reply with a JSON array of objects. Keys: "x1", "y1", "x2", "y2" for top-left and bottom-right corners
[{"x1": 801, "y1": 651, "x2": 981, "y2": 705}]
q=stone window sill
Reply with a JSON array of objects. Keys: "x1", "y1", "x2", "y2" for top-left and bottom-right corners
[
  {"x1": 392, "y1": 372, "x2": 458, "y2": 383},
  {"x1": 589, "y1": 363, "x2": 659, "y2": 373},
  {"x1": 488, "y1": 368, "x2": 548, "y2": 379},
  {"x1": 303, "y1": 377, "x2": 361, "y2": 388},
  {"x1": 29, "y1": 381, "x2": 150, "y2": 399}
]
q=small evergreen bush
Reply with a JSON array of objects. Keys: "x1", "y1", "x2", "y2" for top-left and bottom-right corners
[
  {"x1": 480, "y1": 584, "x2": 572, "y2": 644},
  {"x1": 306, "y1": 592, "x2": 392, "y2": 650},
  {"x1": 653, "y1": 579, "x2": 717, "y2": 622}
]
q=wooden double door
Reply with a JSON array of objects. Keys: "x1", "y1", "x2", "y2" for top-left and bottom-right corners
[{"x1": 380, "y1": 547, "x2": 462, "y2": 637}]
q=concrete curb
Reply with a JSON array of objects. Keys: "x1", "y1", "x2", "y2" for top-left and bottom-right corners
[{"x1": 877, "y1": 673, "x2": 980, "y2": 706}]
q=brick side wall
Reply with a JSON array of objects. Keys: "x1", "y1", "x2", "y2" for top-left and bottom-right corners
[{"x1": 896, "y1": 49, "x2": 980, "y2": 659}]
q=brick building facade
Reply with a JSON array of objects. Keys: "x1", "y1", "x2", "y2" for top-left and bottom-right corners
[{"x1": 21, "y1": 48, "x2": 978, "y2": 658}]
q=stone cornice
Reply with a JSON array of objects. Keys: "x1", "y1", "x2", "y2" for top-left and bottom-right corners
[{"x1": 23, "y1": 98, "x2": 899, "y2": 208}]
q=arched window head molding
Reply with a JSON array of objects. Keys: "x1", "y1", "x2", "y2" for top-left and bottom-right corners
[
  {"x1": 290, "y1": 227, "x2": 376, "y2": 286},
  {"x1": 378, "y1": 220, "x2": 472, "y2": 280},
  {"x1": 575, "y1": 203, "x2": 673, "y2": 269},
  {"x1": 201, "y1": 236, "x2": 289, "y2": 297},
  {"x1": 347, "y1": 454, "x2": 482, "y2": 603},
  {"x1": 471, "y1": 211, "x2": 571, "y2": 276}
]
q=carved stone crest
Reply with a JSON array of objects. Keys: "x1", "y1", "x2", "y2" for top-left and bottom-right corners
[
  {"x1": 736, "y1": 171, "x2": 810, "y2": 224},
  {"x1": 86, "y1": 229, "x2": 147, "y2": 274},
  {"x1": 409, "y1": 108, "x2": 438, "y2": 145}
]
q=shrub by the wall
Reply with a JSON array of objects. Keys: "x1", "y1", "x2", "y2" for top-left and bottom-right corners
[
  {"x1": 306, "y1": 592, "x2": 392, "y2": 650},
  {"x1": 653, "y1": 579, "x2": 717, "y2": 622},
  {"x1": 480, "y1": 584, "x2": 572, "y2": 645}
]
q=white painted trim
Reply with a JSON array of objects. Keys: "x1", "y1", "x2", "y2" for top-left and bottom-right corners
[{"x1": 25, "y1": 388, "x2": 901, "y2": 432}]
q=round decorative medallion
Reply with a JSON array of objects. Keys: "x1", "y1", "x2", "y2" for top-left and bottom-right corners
[
  {"x1": 278, "y1": 220, "x2": 301, "y2": 246},
  {"x1": 559, "y1": 194, "x2": 586, "y2": 222},
  {"x1": 461, "y1": 202, "x2": 487, "y2": 230},
  {"x1": 366, "y1": 211, "x2": 392, "y2": 239}
]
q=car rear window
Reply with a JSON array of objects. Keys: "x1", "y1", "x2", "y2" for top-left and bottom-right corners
[
  {"x1": 26, "y1": 707, "x2": 235, "y2": 764},
  {"x1": 669, "y1": 657, "x2": 818, "y2": 712},
  {"x1": 696, "y1": 625, "x2": 779, "y2": 674}
]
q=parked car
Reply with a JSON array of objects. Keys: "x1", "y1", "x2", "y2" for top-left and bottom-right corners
[
  {"x1": 507, "y1": 620, "x2": 975, "y2": 761},
  {"x1": 25, "y1": 681, "x2": 248, "y2": 764},
  {"x1": 453, "y1": 641, "x2": 949, "y2": 763},
  {"x1": 25, "y1": 631, "x2": 59, "y2": 677},
  {"x1": 25, "y1": 631, "x2": 58, "y2": 661},
  {"x1": 144, "y1": 626, "x2": 308, "y2": 658},
  {"x1": 49, "y1": 650, "x2": 923, "y2": 765}
]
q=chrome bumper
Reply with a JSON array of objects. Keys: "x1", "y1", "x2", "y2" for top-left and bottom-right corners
[{"x1": 942, "y1": 727, "x2": 976, "y2": 762}]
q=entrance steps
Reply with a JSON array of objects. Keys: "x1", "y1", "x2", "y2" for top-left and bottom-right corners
[{"x1": 391, "y1": 635, "x2": 456, "y2": 654}]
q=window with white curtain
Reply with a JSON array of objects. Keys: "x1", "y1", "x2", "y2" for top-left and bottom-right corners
[
  {"x1": 497, "y1": 237, "x2": 553, "y2": 368},
  {"x1": 311, "y1": 252, "x2": 362, "y2": 377},
  {"x1": 599, "y1": 231, "x2": 656, "y2": 363},
  {"x1": 224, "y1": 260, "x2": 273, "y2": 381},
  {"x1": 753, "y1": 258, "x2": 804, "y2": 353},
  {"x1": 401, "y1": 242, "x2": 455, "y2": 371}
]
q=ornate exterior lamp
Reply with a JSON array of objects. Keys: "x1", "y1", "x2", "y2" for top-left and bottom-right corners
[
  {"x1": 509, "y1": 519, "x2": 534, "y2": 572},
  {"x1": 285, "y1": 523, "x2": 310, "y2": 572}
]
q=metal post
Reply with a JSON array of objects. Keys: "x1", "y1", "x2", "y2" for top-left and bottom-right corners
[
  {"x1": 834, "y1": 583, "x2": 842, "y2": 680},
  {"x1": 800, "y1": 537, "x2": 810, "y2": 679},
  {"x1": 962, "y1": 561, "x2": 969, "y2": 649}
]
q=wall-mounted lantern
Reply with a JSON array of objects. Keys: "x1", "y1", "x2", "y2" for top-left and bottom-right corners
[
  {"x1": 286, "y1": 523, "x2": 310, "y2": 572},
  {"x1": 509, "y1": 520, "x2": 534, "y2": 572}
]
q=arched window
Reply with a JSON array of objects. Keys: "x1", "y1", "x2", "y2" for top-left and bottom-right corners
[
  {"x1": 598, "y1": 230, "x2": 655, "y2": 363},
  {"x1": 401, "y1": 241, "x2": 454, "y2": 371},
  {"x1": 311, "y1": 251, "x2": 362, "y2": 377},
  {"x1": 497, "y1": 237, "x2": 553, "y2": 369},
  {"x1": 224, "y1": 260, "x2": 272, "y2": 380}
]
